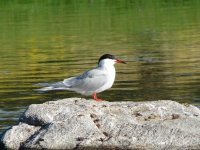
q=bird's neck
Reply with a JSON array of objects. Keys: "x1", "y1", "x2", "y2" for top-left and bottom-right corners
[
  {"x1": 98, "y1": 63, "x2": 116, "y2": 88},
  {"x1": 98, "y1": 63, "x2": 116, "y2": 75}
]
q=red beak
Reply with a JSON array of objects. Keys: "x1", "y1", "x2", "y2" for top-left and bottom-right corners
[{"x1": 115, "y1": 59, "x2": 126, "y2": 64}]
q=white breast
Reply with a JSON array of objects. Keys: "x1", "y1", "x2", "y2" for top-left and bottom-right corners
[{"x1": 96, "y1": 60, "x2": 116, "y2": 93}]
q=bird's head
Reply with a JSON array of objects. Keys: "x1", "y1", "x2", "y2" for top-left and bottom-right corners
[{"x1": 98, "y1": 54, "x2": 126, "y2": 66}]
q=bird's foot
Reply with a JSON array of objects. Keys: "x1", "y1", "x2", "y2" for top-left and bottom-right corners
[
  {"x1": 92, "y1": 93, "x2": 103, "y2": 102},
  {"x1": 94, "y1": 98, "x2": 103, "y2": 102}
]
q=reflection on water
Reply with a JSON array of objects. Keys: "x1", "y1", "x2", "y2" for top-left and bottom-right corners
[{"x1": 0, "y1": 0, "x2": 200, "y2": 134}]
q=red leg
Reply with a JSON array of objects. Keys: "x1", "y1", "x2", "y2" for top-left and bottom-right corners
[{"x1": 92, "y1": 93, "x2": 102, "y2": 102}]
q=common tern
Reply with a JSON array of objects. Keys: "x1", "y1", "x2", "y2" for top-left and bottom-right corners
[{"x1": 36, "y1": 54, "x2": 126, "y2": 101}]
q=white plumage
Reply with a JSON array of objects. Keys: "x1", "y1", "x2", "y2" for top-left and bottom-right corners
[{"x1": 36, "y1": 54, "x2": 126, "y2": 101}]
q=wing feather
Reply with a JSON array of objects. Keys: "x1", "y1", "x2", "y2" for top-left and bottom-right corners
[{"x1": 63, "y1": 68, "x2": 107, "y2": 95}]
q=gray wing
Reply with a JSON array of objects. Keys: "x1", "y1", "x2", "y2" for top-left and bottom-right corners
[{"x1": 63, "y1": 68, "x2": 107, "y2": 95}]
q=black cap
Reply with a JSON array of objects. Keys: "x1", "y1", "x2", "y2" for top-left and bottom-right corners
[{"x1": 98, "y1": 54, "x2": 115, "y2": 64}]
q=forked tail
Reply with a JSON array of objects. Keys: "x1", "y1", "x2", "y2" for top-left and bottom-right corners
[{"x1": 35, "y1": 81, "x2": 68, "y2": 91}]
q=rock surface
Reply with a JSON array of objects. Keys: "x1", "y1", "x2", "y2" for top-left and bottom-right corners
[{"x1": 1, "y1": 98, "x2": 200, "y2": 150}]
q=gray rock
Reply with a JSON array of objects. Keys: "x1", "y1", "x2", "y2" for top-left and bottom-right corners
[
  {"x1": 1, "y1": 123, "x2": 40, "y2": 150},
  {"x1": 1, "y1": 98, "x2": 200, "y2": 150}
]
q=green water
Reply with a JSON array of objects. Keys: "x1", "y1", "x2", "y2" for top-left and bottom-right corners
[{"x1": 1, "y1": 0, "x2": 200, "y2": 135}]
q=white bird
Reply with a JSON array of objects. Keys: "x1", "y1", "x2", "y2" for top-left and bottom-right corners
[{"x1": 36, "y1": 54, "x2": 126, "y2": 101}]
